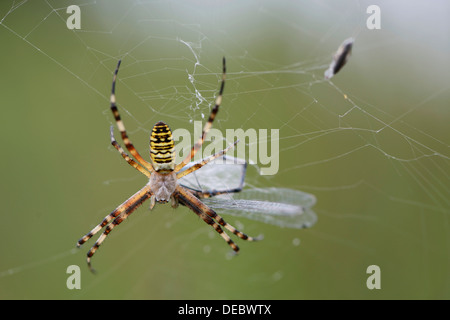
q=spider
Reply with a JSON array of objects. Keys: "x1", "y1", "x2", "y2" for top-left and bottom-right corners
[{"x1": 77, "y1": 58, "x2": 261, "y2": 272}]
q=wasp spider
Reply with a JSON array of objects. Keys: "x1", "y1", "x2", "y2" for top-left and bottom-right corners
[{"x1": 77, "y1": 58, "x2": 261, "y2": 272}]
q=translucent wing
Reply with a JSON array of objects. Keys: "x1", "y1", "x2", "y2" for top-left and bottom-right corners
[
  {"x1": 202, "y1": 188, "x2": 317, "y2": 229},
  {"x1": 178, "y1": 155, "x2": 246, "y2": 193},
  {"x1": 178, "y1": 156, "x2": 317, "y2": 229}
]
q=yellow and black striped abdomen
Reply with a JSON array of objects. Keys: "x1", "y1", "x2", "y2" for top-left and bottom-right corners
[{"x1": 150, "y1": 121, "x2": 176, "y2": 172}]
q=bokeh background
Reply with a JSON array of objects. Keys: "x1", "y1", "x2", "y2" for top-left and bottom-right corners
[{"x1": 0, "y1": 0, "x2": 449, "y2": 299}]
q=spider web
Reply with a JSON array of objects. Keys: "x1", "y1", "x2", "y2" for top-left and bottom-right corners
[{"x1": 0, "y1": 0, "x2": 449, "y2": 299}]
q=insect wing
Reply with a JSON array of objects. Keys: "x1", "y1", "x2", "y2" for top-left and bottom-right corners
[
  {"x1": 178, "y1": 155, "x2": 246, "y2": 193},
  {"x1": 202, "y1": 187, "x2": 317, "y2": 229},
  {"x1": 179, "y1": 156, "x2": 317, "y2": 229}
]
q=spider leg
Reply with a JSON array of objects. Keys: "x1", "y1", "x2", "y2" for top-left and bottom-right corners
[
  {"x1": 175, "y1": 186, "x2": 238, "y2": 252},
  {"x1": 110, "y1": 126, "x2": 151, "y2": 178},
  {"x1": 84, "y1": 185, "x2": 152, "y2": 273},
  {"x1": 176, "y1": 139, "x2": 238, "y2": 179},
  {"x1": 182, "y1": 186, "x2": 244, "y2": 199},
  {"x1": 175, "y1": 185, "x2": 261, "y2": 254},
  {"x1": 175, "y1": 57, "x2": 226, "y2": 172},
  {"x1": 110, "y1": 60, "x2": 154, "y2": 173},
  {"x1": 77, "y1": 185, "x2": 152, "y2": 249}
]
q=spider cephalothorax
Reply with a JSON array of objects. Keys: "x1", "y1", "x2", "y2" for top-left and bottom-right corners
[
  {"x1": 77, "y1": 58, "x2": 261, "y2": 272},
  {"x1": 148, "y1": 170, "x2": 177, "y2": 206}
]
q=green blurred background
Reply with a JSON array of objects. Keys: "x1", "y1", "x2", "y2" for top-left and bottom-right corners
[{"x1": 0, "y1": 0, "x2": 449, "y2": 299}]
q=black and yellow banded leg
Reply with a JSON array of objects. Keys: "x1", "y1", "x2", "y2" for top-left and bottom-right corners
[
  {"x1": 110, "y1": 60, "x2": 154, "y2": 173},
  {"x1": 175, "y1": 57, "x2": 226, "y2": 172}
]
